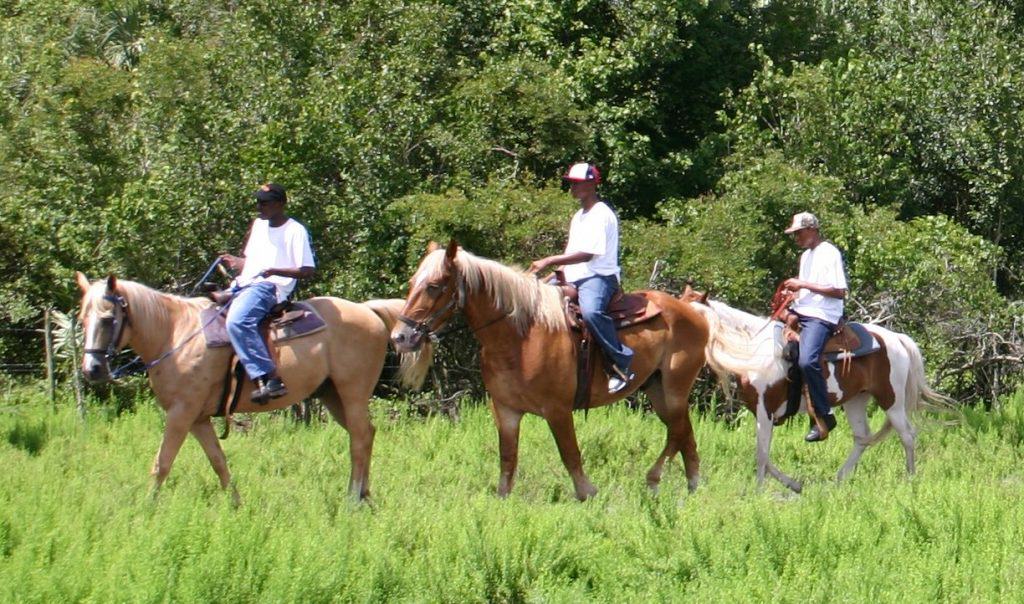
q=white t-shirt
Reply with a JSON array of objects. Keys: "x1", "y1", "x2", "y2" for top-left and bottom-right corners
[
  {"x1": 562, "y1": 201, "x2": 621, "y2": 283},
  {"x1": 234, "y1": 218, "x2": 315, "y2": 302},
  {"x1": 792, "y1": 240, "x2": 847, "y2": 324}
]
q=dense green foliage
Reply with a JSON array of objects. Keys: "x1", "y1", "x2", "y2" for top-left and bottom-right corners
[
  {"x1": 3, "y1": 0, "x2": 1024, "y2": 397},
  {"x1": 3, "y1": 387, "x2": 1024, "y2": 601}
]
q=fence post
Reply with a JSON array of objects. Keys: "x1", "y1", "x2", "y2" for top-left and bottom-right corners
[{"x1": 44, "y1": 308, "x2": 56, "y2": 410}]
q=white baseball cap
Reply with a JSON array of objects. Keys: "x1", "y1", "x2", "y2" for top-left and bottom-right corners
[{"x1": 784, "y1": 211, "x2": 820, "y2": 233}]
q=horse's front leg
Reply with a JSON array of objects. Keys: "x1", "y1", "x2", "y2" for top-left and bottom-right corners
[
  {"x1": 544, "y1": 408, "x2": 597, "y2": 501},
  {"x1": 756, "y1": 399, "x2": 802, "y2": 492},
  {"x1": 150, "y1": 408, "x2": 192, "y2": 498},
  {"x1": 754, "y1": 401, "x2": 774, "y2": 488},
  {"x1": 491, "y1": 401, "x2": 524, "y2": 498},
  {"x1": 190, "y1": 418, "x2": 241, "y2": 507}
]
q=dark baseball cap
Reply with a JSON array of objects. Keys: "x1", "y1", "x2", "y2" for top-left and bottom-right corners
[{"x1": 254, "y1": 182, "x2": 287, "y2": 203}]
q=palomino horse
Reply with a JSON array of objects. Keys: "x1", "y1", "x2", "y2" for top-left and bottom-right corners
[
  {"x1": 76, "y1": 272, "x2": 432, "y2": 501},
  {"x1": 681, "y1": 286, "x2": 948, "y2": 492},
  {"x1": 390, "y1": 241, "x2": 709, "y2": 500}
]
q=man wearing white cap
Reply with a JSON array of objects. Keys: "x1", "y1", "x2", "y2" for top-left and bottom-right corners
[
  {"x1": 782, "y1": 211, "x2": 848, "y2": 442},
  {"x1": 529, "y1": 162, "x2": 634, "y2": 394}
]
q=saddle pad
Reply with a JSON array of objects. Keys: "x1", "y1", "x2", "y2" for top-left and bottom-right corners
[
  {"x1": 201, "y1": 302, "x2": 327, "y2": 348},
  {"x1": 823, "y1": 322, "x2": 880, "y2": 361}
]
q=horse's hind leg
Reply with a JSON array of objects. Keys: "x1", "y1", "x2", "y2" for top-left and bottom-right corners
[
  {"x1": 190, "y1": 418, "x2": 241, "y2": 506},
  {"x1": 323, "y1": 382, "x2": 375, "y2": 500},
  {"x1": 642, "y1": 379, "x2": 673, "y2": 493},
  {"x1": 544, "y1": 408, "x2": 597, "y2": 501},
  {"x1": 649, "y1": 369, "x2": 702, "y2": 493},
  {"x1": 491, "y1": 401, "x2": 524, "y2": 498},
  {"x1": 837, "y1": 393, "x2": 872, "y2": 481},
  {"x1": 884, "y1": 402, "x2": 916, "y2": 476}
]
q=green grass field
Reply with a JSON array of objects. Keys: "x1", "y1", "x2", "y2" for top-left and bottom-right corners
[{"x1": 2, "y1": 384, "x2": 1023, "y2": 603}]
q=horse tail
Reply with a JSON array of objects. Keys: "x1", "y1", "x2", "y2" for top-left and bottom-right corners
[
  {"x1": 896, "y1": 332, "x2": 954, "y2": 413},
  {"x1": 363, "y1": 298, "x2": 434, "y2": 390}
]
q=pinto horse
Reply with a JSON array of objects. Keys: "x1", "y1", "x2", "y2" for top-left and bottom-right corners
[
  {"x1": 681, "y1": 286, "x2": 949, "y2": 492},
  {"x1": 76, "y1": 272, "x2": 432, "y2": 502},
  {"x1": 390, "y1": 241, "x2": 709, "y2": 500}
]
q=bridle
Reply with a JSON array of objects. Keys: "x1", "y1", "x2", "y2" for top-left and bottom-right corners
[
  {"x1": 83, "y1": 293, "x2": 130, "y2": 362},
  {"x1": 397, "y1": 270, "x2": 466, "y2": 343}
]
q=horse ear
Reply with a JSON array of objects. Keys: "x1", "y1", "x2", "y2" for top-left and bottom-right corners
[
  {"x1": 426, "y1": 241, "x2": 440, "y2": 254},
  {"x1": 681, "y1": 284, "x2": 694, "y2": 299},
  {"x1": 444, "y1": 239, "x2": 458, "y2": 263},
  {"x1": 75, "y1": 272, "x2": 91, "y2": 295},
  {"x1": 106, "y1": 274, "x2": 117, "y2": 293},
  {"x1": 699, "y1": 291, "x2": 710, "y2": 305}
]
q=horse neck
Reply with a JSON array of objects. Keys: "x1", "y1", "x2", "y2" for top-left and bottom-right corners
[
  {"x1": 461, "y1": 287, "x2": 518, "y2": 346},
  {"x1": 122, "y1": 284, "x2": 201, "y2": 362},
  {"x1": 702, "y1": 301, "x2": 786, "y2": 384}
]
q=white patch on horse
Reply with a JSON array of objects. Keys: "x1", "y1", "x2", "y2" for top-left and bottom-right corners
[{"x1": 824, "y1": 362, "x2": 844, "y2": 400}]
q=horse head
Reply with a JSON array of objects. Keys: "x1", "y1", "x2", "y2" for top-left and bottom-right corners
[
  {"x1": 679, "y1": 282, "x2": 710, "y2": 305},
  {"x1": 76, "y1": 271, "x2": 131, "y2": 384},
  {"x1": 391, "y1": 239, "x2": 464, "y2": 353}
]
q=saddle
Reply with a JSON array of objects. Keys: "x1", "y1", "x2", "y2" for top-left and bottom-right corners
[
  {"x1": 200, "y1": 300, "x2": 327, "y2": 348},
  {"x1": 552, "y1": 272, "x2": 662, "y2": 331},
  {"x1": 782, "y1": 320, "x2": 881, "y2": 362},
  {"x1": 549, "y1": 272, "x2": 663, "y2": 411}
]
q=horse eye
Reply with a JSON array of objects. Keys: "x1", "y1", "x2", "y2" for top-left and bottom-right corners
[{"x1": 426, "y1": 283, "x2": 441, "y2": 294}]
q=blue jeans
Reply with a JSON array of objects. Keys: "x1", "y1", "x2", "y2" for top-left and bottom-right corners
[
  {"x1": 796, "y1": 315, "x2": 836, "y2": 419},
  {"x1": 226, "y1": 281, "x2": 278, "y2": 380},
  {"x1": 575, "y1": 274, "x2": 634, "y2": 375}
]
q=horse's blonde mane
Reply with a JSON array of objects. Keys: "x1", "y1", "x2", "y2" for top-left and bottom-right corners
[
  {"x1": 416, "y1": 249, "x2": 567, "y2": 335},
  {"x1": 688, "y1": 299, "x2": 787, "y2": 385},
  {"x1": 83, "y1": 278, "x2": 210, "y2": 332}
]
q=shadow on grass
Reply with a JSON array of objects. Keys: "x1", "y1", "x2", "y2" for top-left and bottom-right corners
[{"x1": 5, "y1": 418, "x2": 47, "y2": 456}]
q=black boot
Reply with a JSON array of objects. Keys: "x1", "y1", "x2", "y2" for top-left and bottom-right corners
[
  {"x1": 804, "y1": 413, "x2": 837, "y2": 443},
  {"x1": 252, "y1": 376, "x2": 288, "y2": 404}
]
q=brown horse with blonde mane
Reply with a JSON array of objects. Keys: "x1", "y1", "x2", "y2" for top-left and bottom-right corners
[
  {"x1": 390, "y1": 241, "x2": 709, "y2": 500},
  {"x1": 76, "y1": 272, "x2": 432, "y2": 502}
]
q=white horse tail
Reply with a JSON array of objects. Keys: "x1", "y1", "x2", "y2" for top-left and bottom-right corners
[
  {"x1": 897, "y1": 332, "x2": 954, "y2": 413},
  {"x1": 363, "y1": 298, "x2": 434, "y2": 390}
]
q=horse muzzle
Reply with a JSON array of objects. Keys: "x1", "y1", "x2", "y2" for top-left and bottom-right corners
[
  {"x1": 82, "y1": 354, "x2": 112, "y2": 384},
  {"x1": 391, "y1": 325, "x2": 425, "y2": 353}
]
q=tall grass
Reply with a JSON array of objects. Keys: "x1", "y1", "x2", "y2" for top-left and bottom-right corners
[{"x1": 2, "y1": 385, "x2": 1024, "y2": 602}]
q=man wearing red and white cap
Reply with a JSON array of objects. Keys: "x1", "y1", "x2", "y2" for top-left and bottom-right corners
[
  {"x1": 529, "y1": 162, "x2": 634, "y2": 394},
  {"x1": 782, "y1": 211, "x2": 848, "y2": 442}
]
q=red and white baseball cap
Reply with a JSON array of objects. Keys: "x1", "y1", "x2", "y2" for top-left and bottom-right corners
[{"x1": 562, "y1": 162, "x2": 602, "y2": 184}]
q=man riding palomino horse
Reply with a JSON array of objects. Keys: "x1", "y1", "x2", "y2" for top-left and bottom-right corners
[
  {"x1": 528, "y1": 162, "x2": 634, "y2": 394},
  {"x1": 781, "y1": 211, "x2": 849, "y2": 442},
  {"x1": 218, "y1": 182, "x2": 315, "y2": 403}
]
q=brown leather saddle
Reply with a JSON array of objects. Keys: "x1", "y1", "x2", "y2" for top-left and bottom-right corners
[
  {"x1": 549, "y1": 272, "x2": 663, "y2": 411},
  {"x1": 201, "y1": 300, "x2": 326, "y2": 348},
  {"x1": 783, "y1": 319, "x2": 881, "y2": 362}
]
